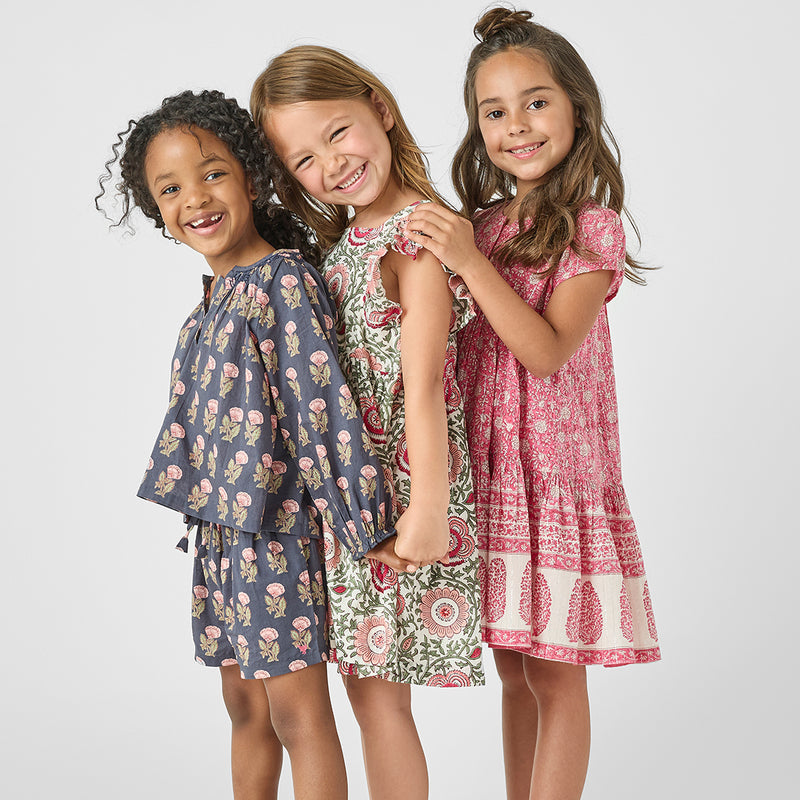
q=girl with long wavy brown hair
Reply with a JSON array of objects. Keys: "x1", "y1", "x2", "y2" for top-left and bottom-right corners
[{"x1": 405, "y1": 8, "x2": 660, "y2": 800}]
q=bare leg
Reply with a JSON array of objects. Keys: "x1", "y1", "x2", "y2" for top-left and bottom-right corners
[
  {"x1": 265, "y1": 662, "x2": 347, "y2": 800},
  {"x1": 494, "y1": 650, "x2": 538, "y2": 800},
  {"x1": 343, "y1": 675, "x2": 428, "y2": 800},
  {"x1": 219, "y1": 664, "x2": 283, "y2": 800},
  {"x1": 493, "y1": 652, "x2": 591, "y2": 800},
  {"x1": 523, "y1": 656, "x2": 590, "y2": 800}
]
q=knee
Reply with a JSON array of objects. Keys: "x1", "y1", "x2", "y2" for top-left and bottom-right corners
[
  {"x1": 523, "y1": 658, "x2": 586, "y2": 704},
  {"x1": 343, "y1": 676, "x2": 412, "y2": 731},
  {"x1": 220, "y1": 668, "x2": 270, "y2": 728},
  {"x1": 494, "y1": 651, "x2": 530, "y2": 696},
  {"x1": 267, "y1": 667, "x2": 336, "y2": 751},
  {"x1": 268, "y1": 706, "x2": 315, "y2": 751}
]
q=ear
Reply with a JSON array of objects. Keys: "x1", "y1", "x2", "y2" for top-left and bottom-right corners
[
  {"x1": 247, "y1": 174, "x2": 258, "y2": 201},
  {"x1": 369, "y1": 90, "x2": 395, "y2": 132}
]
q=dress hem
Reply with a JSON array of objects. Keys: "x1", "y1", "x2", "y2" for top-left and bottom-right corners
[{"x1": 482, "y1": 628, "x2": 661, "y2": 667}]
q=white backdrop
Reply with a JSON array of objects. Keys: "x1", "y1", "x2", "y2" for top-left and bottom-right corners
[{"x1": 3, "y1": 1, "x2": 797, "y2": 797}]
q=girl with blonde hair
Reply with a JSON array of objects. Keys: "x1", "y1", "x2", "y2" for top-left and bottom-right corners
[{"x1": 252, "y1": 45, "x2": 483, "y2": 799}]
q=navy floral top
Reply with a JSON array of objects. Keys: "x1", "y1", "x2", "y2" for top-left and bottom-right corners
[{"x1": 138, "y1": 250, "x2": 395, "y2": 560}]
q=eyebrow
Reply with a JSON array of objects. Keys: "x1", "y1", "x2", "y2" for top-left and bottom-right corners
[
  {"x1": 478, "y1": 86, "x2": 554, "y2": 108},
  {"x1": 151, "y1": 155, "x2": 227, "y2": 186},
  {"x1": 283, "y1": 116, "x2": 351, "y2": 164}
]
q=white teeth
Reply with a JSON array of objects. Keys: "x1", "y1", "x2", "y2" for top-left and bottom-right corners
[
  {"x1": 189, "y1": 213, "x2": 222, "y2": 228},
  {"x1": 338, "y1": 165, "x2": 364, "y2": 189},
  {"x1": 511, "y1": 144, "x2": 540, "y2": 154}
]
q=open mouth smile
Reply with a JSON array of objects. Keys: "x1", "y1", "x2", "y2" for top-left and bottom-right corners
[
  {"x1": 508, "y1": 143, "x2": 544, "y2": 158},
  {"x1": 336, "y1": 164, "x2": 366, "y2": 191},
  {"x1": 186, "y1": 212, "x2": 224, "y2": 232}
]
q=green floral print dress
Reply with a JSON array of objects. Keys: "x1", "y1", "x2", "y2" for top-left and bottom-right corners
[{"x1": 322, "y1": 205, "x2": 484, "y2": 687}]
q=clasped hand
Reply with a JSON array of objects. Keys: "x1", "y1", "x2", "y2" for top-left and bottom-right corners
[{"x1": 364, "y1": 504, "x2": 451, "y2": 573}]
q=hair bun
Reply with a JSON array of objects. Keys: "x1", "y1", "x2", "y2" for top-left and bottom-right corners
[{"x1": 474, "y1": 6, "x2": 533, "y2": 42}]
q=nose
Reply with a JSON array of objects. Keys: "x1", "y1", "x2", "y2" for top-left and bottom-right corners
[
  {"x1": 184, "y1": 180, "x2": 211, "y2": 208},
  {"x1": 506, "y1": 109, "x2": 529, "y2": 136},
  {"x1": 323, "y1": 148, "x2": 347, "y2": 177}
]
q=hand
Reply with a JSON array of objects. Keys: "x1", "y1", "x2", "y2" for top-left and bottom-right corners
[
  {"x1": 365, "y1": 535, "x2": 420, "y2": 573},
  {"x1": 403, "y1": 204, "x2": 484, "y2": 278},
  {"x1": 393, "y1": 504, "x2": 451, "y2": 567}
]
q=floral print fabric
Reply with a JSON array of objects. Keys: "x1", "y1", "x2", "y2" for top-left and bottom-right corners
[
  {"x1": 321, "y1": 205, "x2": 484, "y2": 686},
  {"x1": 139, "y1": 250, "x2": 400, "y2": 679},
  {"x1": 138, "y1": 250, "x2": 395, "y2": 559},
  {"x1": 192, "y1": 521, "x2": 328, "y2": 679},
  {"x1": 458, "y1": 202, "x2": 660, "y2": 666}
]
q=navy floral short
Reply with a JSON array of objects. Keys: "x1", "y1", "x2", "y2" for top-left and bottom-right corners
[{"x1": 189, "y1": 521, "x2": 328, "y2": 679}]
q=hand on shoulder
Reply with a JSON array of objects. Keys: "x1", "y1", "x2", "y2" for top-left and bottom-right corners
[{"x1": 402, "y1": 203, "x2": 485, "y2": 278}]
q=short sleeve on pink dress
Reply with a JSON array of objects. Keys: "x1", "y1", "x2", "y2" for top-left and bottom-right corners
[
  {"x1": 551, "y1": 205, "x2": 626, "y2": 302},
  {"x1": 456, "y1": 201, "x2": 660, "y2": 667}
]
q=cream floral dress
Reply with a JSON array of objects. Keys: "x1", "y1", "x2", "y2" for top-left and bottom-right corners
[{"x1": 321, "y1": 205, "x2": 484, "y2": 686}]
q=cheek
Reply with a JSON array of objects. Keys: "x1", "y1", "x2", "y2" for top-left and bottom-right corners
[
  {"x1": 477, "y1": 121, "x2": 495, "y2": 148},
  {"x1": 294, "y1": 170, "x2": 322, "y2": 196}
]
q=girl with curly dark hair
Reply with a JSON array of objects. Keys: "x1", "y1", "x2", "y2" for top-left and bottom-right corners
[{"x1": 98, "y1": 89, "x2": 415, "y2": 799}]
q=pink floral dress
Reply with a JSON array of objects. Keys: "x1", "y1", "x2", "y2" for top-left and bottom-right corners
[
  {"x1": 321, "y1": 205, "x2": 484, "y2": 686},
  {"x1": 458, "y1": 202, "x2": 660, "y2": 666}
]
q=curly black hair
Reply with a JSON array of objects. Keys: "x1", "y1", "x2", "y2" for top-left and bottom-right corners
[{"x1": 96, "y1": 89, "x2": 320, "y2": 264}]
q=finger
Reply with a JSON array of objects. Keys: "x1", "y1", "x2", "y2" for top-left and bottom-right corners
[
  {"x1": 405, "y1": 219, "x2": 449, "y2": 244},
  {"x1": 371, "y1": 551, "x2": 418, "y2": 573},
  {"x1": 405, "y1": 216, "x2": 444, "y2": 236},
  {"x1": 408, "y1": 204, "x2": 458, "y2": 225}
]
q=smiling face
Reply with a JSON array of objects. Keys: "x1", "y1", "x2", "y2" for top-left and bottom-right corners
[
  {"x1": 475, "y1": 48, "x2": 579, "y2": 197},
  {"x1": 264, "y1": 95, "x2": 400, "y2": 224},
  {"x1": 145, "y1": 126, "x2": 268, "y2": 274}
]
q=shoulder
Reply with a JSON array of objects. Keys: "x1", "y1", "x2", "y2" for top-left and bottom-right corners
[
  {"x1": 472, "y1": 203, "x2": 502, "y2": 226},
  {"x1": 472, "y1": 202, "x2": 509, "y2": 243},
  {"x1": 389, "y1": 202, "x2": 428, "y2": 258},
  {"x1": 261, "y1": 249, "x2": 335, "y2": 319},
  {"x1": 574, "y1": 203, "x2": 625, "y2": 259},
  {"x1": 551, "y1": 204, "x2": 626, "y2": 300},
  {"x1": 253, "y1": 250, "x2": 324, "y2": 293}
]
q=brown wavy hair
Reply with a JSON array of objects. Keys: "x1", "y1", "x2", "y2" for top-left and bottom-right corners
[
  {"x1": 453, "y1": 7, "x2": 646, "y2": 283},
  {"x1": 251, "y1": 45, "x2": 446, "y2": 250}
]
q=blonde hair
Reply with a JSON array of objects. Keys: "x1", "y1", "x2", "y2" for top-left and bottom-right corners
[
  {"x1": 251, "y1": 45, "x2": 445, "y2": 250},
  {"x1": 453, "y1": 7, "x2": 646, "y2": 283}
]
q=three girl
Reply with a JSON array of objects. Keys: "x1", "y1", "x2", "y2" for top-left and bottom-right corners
[
  {"x1": 404, "y1": 8, "x2": 661, "y2": 800},
  {"x1": 251, "y1": 45, "x2": 484, "y2": 800},
  {"x1": 102, "y1": 4, "x2": 659, "y2": 797},
  {"x1": 98, "y1": 89, "x2": 416, "y2": 799}
]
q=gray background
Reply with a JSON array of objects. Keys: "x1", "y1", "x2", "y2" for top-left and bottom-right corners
[{"x1": 3, "y1": 0, "x2": 796, "y2": 797}]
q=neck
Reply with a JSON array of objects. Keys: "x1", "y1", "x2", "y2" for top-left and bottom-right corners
[
  {"x1": 205, "y1": 229, "x2": 275, "y2": 278},
  {"x1": 351, "y1": 174, "x2": 422, "y2": 228}
]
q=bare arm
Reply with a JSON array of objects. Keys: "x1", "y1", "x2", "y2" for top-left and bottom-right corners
[
  {"x1": 382, "y1": 246, "x2": 452, "y2": 565},
  {"x1": 405, "y1": 204, "x2": 613, "y2": 378}
]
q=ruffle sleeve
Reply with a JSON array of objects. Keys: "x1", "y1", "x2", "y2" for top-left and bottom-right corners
[
  {"x1": 394, "y1": 204, "x2": 476, "y2": 333},
  {"x1": 552, "y1": 204, "x2": 626, "y2": 302}
]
